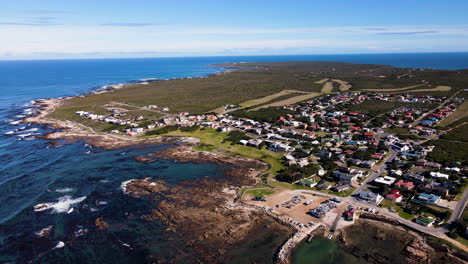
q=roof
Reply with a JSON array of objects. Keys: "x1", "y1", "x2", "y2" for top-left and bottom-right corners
[{"x1": 416, "y1": 216, "x2": 434, "y2": 225}]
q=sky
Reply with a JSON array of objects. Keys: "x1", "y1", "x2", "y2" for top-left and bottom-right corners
[{"x1": 1, "y1": 0, "x2": 468, "y2": 60}]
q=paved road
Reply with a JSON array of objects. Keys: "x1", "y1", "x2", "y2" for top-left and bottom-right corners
[
  {"x1": 410, "y1": 91, "x2": 460, "y2": 127},
  {"x1": 352, "y1": 149, "x2": 397, "y2": 195},
  {"x1": 449, "y1": 187, "x2": 468, "y2": 223}
]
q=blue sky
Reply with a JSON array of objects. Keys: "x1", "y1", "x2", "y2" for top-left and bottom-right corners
[{"x1": 1, "y1": 0, "x2": 468, "y2": 59}]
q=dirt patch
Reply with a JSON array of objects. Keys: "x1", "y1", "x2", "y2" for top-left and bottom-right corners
[
  {"x1": 331, "y1": 79, "x2": 353, "y2": 91},
  {"x1": 321, "y1": 81, "x2": 334, "y2": 93},
  {"x1": 315, "y1": 78, "x2": 329, "y2": 84},
  {"x1": 252, "y1": 93, "x2": 320, "y2": 110}
]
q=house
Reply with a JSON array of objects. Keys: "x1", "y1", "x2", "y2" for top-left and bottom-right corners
[
  {"x1": 358, "y1": 191, "x2": 383, "y2": 205},
  {"x1": 360, "y1": 160, "x2": 376, "y2": 168},
  {"x1": 374, "y1": 176, "x2": 397, "y2": 186},
  {"x1": 391, "y1": 142, "x2": 410, "y2": 152},
  {"x1": 333, "y1": 171, "x2": 357, "y2": 184},
  {"x1": 421, "y1": 182, "x2": 450, "y2": 197},
  {"x1": 298, "y1": 179, "x2": 317, "y2": 188},
  {"x1": 247, "y1": 139, "x2": 263, "y2": 148},
  {"x1": 131, "y1": 127, "x2": 144, "y2": 133},
  {"x1": 317, "y1": 181, "x2": 333, "y2": 190},
  {"x1": 333, "y1": 184, "x2": 351, "y2": 192},
  {"x1": 386, "y1": 190, "x2": 403, "y2": 203},
  {"x1": 394, "y1": 180, "x2": 415, "y2": 190},
  {"x1": 318, "y1": 150, "x2": 332, "y2": 159},
  {"x1": 415, "y1": 216, "x2": 435, "y2": 227},
  {"x1": 429, "y1": 172, "x2": 449, "y2": 180},
  {"x1": 268, "y1": 142, "x2": 293, "y2": 152},
  {"x1": 414, "y1": 193, "x2": 441, "y2": 205}
]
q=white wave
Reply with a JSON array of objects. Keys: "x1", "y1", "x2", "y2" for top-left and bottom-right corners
[
  {"x1": 120, "y1": 179, "x2": 135, "y2": 194},
  {"x1": 96, "y1": 200, "x2": 108, "y2": 206},
  {"x1": 15, "y1": 115, "x2": 25, "y2": 118},
  {"x1": 34, "y1": 195, "x2": 86, "y2": 213},
  {"x1": 4, "y1": 130, "x2": 15, "y2": 135},
  {"x1": 74, "y1": 226, "x2": 87, "y2": 237},
  {"x1": 55, "y1": 187, "x2": 74, "y2": 193},
  {"x1": 10, "y1": 120, "x2": 21, "y2": 125},
  {"x1": 54, "y1": 241, "x2": 65, "y2": 249},
  {"x1": 67, "y1": 208, "x2": 74, "y2": 214},
  {"x1": 17, "y1": 133, "x2": 32, "y2": 138},
  {"x1": 90, "y1": 207, "x2": 98, "y2": 212},
  {"x1": 22, "y1": 128, "x2": 38, "y2": 132}
]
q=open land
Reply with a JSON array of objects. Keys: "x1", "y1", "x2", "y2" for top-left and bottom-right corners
[{"x1": 26, "y1": 61, "x2": 468, "y2": 263}]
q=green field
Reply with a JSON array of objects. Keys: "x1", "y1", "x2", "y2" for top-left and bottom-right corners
[
  {"x1": 398, "y1": 211, "x2": 415, "y2": 220},
  {"x1": 154, "y1": 128, "x2": 285, "y2": 175},
  {"x1": 438, "y1": 100, "x2": 468, "y2": 127},
  {"x1": 244, "y1": 189, "x2": 276, "y2": 197},
  {"x1": 47, "y1": 61, "x2": 466, "y2": 126}
]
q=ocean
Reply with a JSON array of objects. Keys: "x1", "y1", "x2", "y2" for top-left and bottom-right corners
[{"x1": 0, "y1": 53, "x2": 467, "y2": 263}]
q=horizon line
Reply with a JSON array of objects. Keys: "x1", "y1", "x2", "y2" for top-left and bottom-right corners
[{"x1": 1, "y1": 51, "x2": 468, "y2": 62}]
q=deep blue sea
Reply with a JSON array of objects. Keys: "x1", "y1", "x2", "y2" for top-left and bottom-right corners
[{"x1": 0, "y1": 53, "x2": 467, "y2": 263}]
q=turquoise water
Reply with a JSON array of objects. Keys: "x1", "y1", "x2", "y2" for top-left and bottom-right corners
[
  {"x1": 292, "y1": 237, "x2": 363, "y2": 264},
  {"x1": 1, "y1": 53, "x2": 467, "y2": 262}
]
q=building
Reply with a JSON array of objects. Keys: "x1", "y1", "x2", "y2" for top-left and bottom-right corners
[
  {"x1": 333, "y1": 171, "x2": 357, "y2": 184},
  {"x1": 415, "y1": 216, "x2": 435, "y2": 227},
  {"x1": 298, "y1": 179, "x2": 317, "y2": 188},
  {"x1": 414, "y1": 193, "x2": 441, "y2": 205},
  {"x1": 358, "y1": 191, "x2": 383, "y2": 205},
  {"x1": 394, "y1": 180, "x2": 415, "y2": 190},
  {"x1": 317, "y1": 181, "x2": 333, "y2": 190},
  {"x1": 332, "y1": 184, "x2": 351, "y2": 193},
  {"x1": 391, "y1": 142, "x2": 410, "y2": 152},
  {"x1": 360, "y1": 160, "x2": 376, "y2": 168},
  {"x1": 386, "y1": 190, "x2": 403, "y2": 203},
  {"x1": 429, "y1": 172, "x2": 449, "y2": 179},
  {"x1": 374, "y1": 176, "x2": 397, "y2": 186}
]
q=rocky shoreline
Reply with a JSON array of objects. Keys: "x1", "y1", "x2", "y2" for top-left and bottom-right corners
[
  {"x1": 122, "y1": 146, "x2": 295, "y2": 263},
  {"x1": 337, "y1": 219, "x2": 467, "y2": 264},
  {"x1": 22, "y1": 97, "x2": 295, "y2": 262}
]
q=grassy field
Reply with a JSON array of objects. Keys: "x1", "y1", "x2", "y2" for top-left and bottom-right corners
[
  {"x1": 244, "y1": 189, "x2": 276, "y2": 197},
  {"x1": 438, "y1": 100, "x2": 468, "y2": 127},
  {"x1": 48, "y1": 61, "x2": 466, "y2": 125},
  {"x1": 238, "y1": 89, "x2": 308, "y2": 108},
  {"x1": 427, "y1": 122, "x2": 468, "y2": 165},
  {"x1": 252, "y1": 92, "x2": 320, "y2": 110},
  {"x1": 154, "y1": 128, "x2": 285, "y2": 174},
  {"x1": 364, "y1": 84, "x2": 427, "y2": 92},
  {"x1": 380, "y1": 199, "x2": 403, "y2": 213},
  {"x1": 399, "y1": 211, "x2": 415, "y2": 220}
]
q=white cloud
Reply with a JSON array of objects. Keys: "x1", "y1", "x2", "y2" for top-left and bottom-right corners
[{"x1": 0, "y1": 24, "x2": 467, "y2": 59}]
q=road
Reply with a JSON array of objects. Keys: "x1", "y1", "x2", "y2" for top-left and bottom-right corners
[
  {"x1": 410, "y1": 90, "x2": 461, "y2": 127},
  {"x1": 352, "y1": 149, "x2": 397, "y2": 195},
  {"x1": 449, "y1": 187, "x2": 468, "y2": 223},
  {"x1": 348, "y1": 197, "x2": 468, "y2": 252}
]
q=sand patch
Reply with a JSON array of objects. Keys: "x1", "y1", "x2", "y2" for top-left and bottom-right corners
[
  {"x1": 315, "y1": 78, "x2": 329, "y2": 84},
  {"x1": 321, "y1": 81, "x2": 334, "y2": 93},
  {"x1": 251, "y1": 93, "x2": 320, "y2": 110}
]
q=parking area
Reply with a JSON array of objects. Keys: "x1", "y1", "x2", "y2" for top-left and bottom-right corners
[{"x1": 244, "y1": 190, "x2": 330, "y2": 225}]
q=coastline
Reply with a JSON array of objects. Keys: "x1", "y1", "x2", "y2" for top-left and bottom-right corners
[{"x1": 19, "y1": 69, "x2": 302, "y2": 263}]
